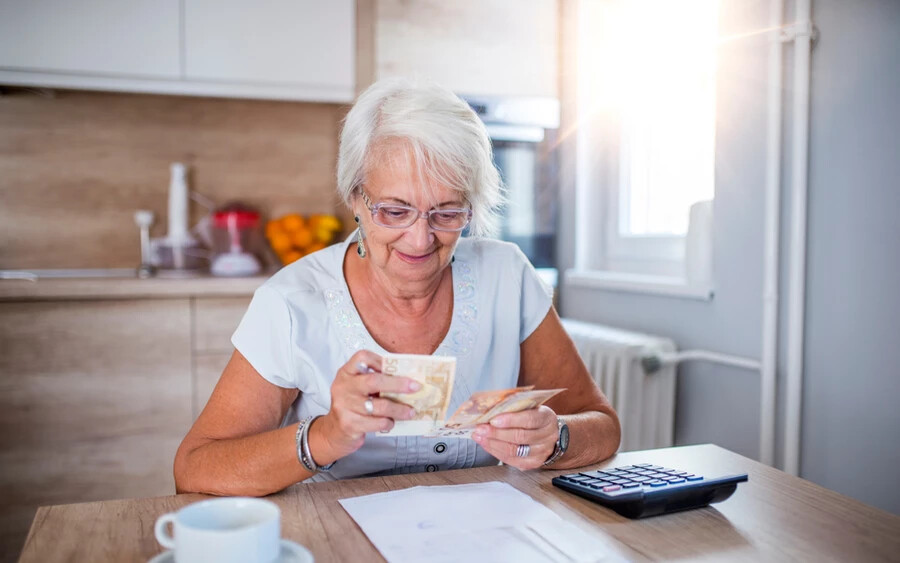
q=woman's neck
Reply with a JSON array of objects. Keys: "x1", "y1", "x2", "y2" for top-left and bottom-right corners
[{"x1": 345, "y1": 247, "x2": 451, "y2": 320}]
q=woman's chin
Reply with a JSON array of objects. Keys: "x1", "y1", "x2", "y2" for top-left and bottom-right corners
[{"x1": 387, "y1": 252, "x2": 447, "y2": 282}]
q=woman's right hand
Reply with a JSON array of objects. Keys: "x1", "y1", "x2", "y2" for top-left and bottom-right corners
[{"x1": 313, "y1": 350, "x2": 421, "y2": 462}]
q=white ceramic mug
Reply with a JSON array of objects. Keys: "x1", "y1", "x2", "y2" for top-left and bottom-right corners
[{"x1": 154, "y1": 497, "x2": 281, "y2": 563}]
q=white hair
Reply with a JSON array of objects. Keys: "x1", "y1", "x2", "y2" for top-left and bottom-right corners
[{"x1": 337, "y1": 77, "x2": 504, "y2": 237}]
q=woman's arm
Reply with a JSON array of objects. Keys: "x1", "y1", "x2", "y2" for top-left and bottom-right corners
[
  {"x1": 173, "y1": 350, "x2": 310, "y2": 496},
  {"x1": 174, "y1": 349, "x2": 421, "y2": 496},
  {"x1": 472, "y1": 308, "x2": 621, "y2": 470}
]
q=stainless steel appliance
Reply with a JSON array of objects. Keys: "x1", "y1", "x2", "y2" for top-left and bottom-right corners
[{"x1": 464, "y1": 95, "x2": 560, "y2": 283}]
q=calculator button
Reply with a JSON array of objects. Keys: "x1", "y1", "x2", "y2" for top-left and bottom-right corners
[
  {"x1": 649, "y1": 480, "x2": 667, "y2": 487},
  {"x1": 650, "y1": 473, "x2": 669, "y2": 479},
  {"x1": 667, "y1": 478, "x2": 686, "y2": 484},
  {"x1": 664, "y1": 476, "x2": 682, "y2": 482},
  {"x1": 686, "y1": 475, "x2": 704, "y2": 481},
  {"x1": 588, "y1": 483, "x2": 608, "y2": 489},
  {"x1": 612, "y1": 479, "x2": 630, "y2": 485},
  {"x1": 617, "y1": 465, "x2": 636, "y2": 471},
  {"x1": 671, "y1": 471, "x2": 688, "y2": 476},
  {"x1": 634, "y1": 463, "x2": 652, "y2": 467},
  {"x1": 633, "y1": 477, "x2": 650, "y2": 483},
  {"x1": 622, "y1": 483, "x2": 640, "y2": 488},
  {"x1": 602, "y1": 485, "x2": 621, "y2": 492}
]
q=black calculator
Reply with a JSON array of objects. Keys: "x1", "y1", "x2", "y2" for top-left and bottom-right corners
[{"x1": 552, "y1": 463, "x2": 748, "y2": 519}]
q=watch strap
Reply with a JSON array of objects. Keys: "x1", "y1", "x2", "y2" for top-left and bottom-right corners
[{"x1": 542, "y1": 417, "x2": 568, "y2": 467}]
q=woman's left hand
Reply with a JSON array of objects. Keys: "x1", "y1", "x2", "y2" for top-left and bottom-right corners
[{"x1": 471, "y1": 406, "x2": 559, "y2": 470}]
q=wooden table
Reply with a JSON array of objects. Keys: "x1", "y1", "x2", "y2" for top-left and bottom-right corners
[{"x1": 18, "y1": 444, "x2": 900, "y2": 562}]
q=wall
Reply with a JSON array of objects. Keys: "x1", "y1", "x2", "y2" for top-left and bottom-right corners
[
  {"x1": 558, "y1": 0, "x2": 900, "y2": 514},
  {"x1": 799, "y1": 0, "x2": 900, "y2": 515},
  {"x1": 0, "y1": 89, "x2": 349, "y2": 269}
]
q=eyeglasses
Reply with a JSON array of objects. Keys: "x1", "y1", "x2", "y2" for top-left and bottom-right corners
[{"x1": 360, "y1": 190, "x2": 472, "y2": 232}]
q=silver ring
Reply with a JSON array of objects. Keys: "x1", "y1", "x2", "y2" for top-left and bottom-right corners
[
  {"x1": 515, "y1": 444, "x2": 530, "y2": 458},
  {"x1": 364, "y1": 398, "x2": 375, "y2": 415}
]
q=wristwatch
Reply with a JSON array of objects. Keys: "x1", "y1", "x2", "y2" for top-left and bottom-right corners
[{"x1": 542, "y1": 417, "x2": 569, "y2": 467}]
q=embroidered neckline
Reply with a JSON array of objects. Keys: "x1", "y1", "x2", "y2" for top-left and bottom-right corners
[{"x1": 323, "y1": 234, "x2": 478, "y2": 408}]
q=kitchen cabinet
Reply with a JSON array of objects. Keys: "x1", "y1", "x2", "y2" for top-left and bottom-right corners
[
  {"x1": 362, "y1": 0, "x2": 559, "y2": 98},
  {"x1": 0, "y1": 0, "x2": 181, "y2": 78},
  {"x1": 191, "y1": 296, "x2": 252, "y2": 418},
  {"x1": 0, "y1": 299, "x2": 192, "y2": 561},
  {"x1": 0, "y1": 0, "x2": 356, "y2": 103},
  {"x1": 184, "y1": 0, "x2": 354, "y2": 96},
  {"x1": 0, "y1": 292, "x2": 252, "y2": 562}
]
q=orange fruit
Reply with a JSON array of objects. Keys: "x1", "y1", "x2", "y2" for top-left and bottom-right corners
[
  {"x1": 281, "y1": 213, "x2": 305, "y2": 233},
  {"x1": 306, "y1": 241, "x2": 327, "y2": 254},
  {"x1": 268, "y1": 232, "x2": 292, "y2": 253},
  {"x1": 290, "y1": 228, "x2": 314, "y2": 249},
  {"x1": 280, "y1": 250, "x2": 303, "y2": 265},
  {"x1": 265, "y1": 220, "x2": 284, "y2": 239}
]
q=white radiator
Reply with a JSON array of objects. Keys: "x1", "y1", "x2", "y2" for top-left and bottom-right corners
[{"x1": 561, "y1": 319, "x2": 677, "y2": 452}]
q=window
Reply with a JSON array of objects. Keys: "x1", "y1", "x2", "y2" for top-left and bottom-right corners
[{"x1": 572, "y1": 0, "x2": 718, "y2": 292}]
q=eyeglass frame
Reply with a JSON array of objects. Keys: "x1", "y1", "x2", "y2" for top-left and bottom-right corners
[{"x1": 358, "y1": 189, "x2": 473, "y2": 232}]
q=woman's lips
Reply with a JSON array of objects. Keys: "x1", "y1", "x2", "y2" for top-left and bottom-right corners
[{"x1": 395, "y1": 249, "x2": 435, "y2": 264}]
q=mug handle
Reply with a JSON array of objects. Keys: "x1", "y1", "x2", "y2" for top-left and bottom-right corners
[{"x1": 154, "y1": 513, "x2": 177, "y2": 550}]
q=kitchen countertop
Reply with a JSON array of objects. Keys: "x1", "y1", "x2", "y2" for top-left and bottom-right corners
[{"x1": 0, "y1": 273, "x2": 268, "y2": 301}]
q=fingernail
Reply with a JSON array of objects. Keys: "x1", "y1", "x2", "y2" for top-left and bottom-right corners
[
  {"x1": 409, "y1": 381, "x2": 422, "y2": 392},
  {"x1": 407, "y1": 408, "x2": 416, "y2": 419},
  {"x1": 472, "y1": 433, "x2": 483, "y2": 443},
  {"x1": 490, "y1": 417, "x2": 506, "y2": 427}
]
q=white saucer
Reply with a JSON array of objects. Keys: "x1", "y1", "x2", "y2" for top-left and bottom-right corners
[{"x1": 149, "y1": 539, "x2": 313, "y2": 563}]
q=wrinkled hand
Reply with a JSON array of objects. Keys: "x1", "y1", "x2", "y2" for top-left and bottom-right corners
[
  {"x1": 471, "y1": 405, "x2": 559, "y2": 470},
  {"x1": 315, "y1": 350, "x2": 420, "y2": 461}
]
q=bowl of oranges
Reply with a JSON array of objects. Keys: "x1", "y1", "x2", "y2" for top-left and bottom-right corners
[{"x1": 265, "y1": 213, "x2": 343, "y2": 266}]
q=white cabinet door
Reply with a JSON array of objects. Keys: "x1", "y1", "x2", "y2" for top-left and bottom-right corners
[
  {"x1": 184, "y1": 0, "x2": 354, "y2": 95},
  {"x1": 374, "y1": 0, "x2": 558, "y2": 98},
  {"x1": 0, "y1": 0, "x2": 180, "y2": 78}
]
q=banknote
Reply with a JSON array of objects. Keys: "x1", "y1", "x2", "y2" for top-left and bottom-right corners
[
  {"x1": 444, "y1": 387, "x2": 565, "y2": 429},
  {"x1": 379, "y1": 353, "x2": 456, "y2": 436},
  {"x1": 439, "y1": 386, "x2": 535, "y2": 429}
]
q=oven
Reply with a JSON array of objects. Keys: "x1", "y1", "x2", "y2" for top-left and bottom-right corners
[{"x1": 464, "y1": 95, "x2": 560, "y2": 286}]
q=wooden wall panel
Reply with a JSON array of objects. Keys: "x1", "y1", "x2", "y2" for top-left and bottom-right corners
[{"x1": 0, "y1": 88, "x2": 348, "y2": 269}]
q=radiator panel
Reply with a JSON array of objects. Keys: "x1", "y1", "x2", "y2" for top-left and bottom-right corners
[{"x1": 561, "y1": 319, "x2": 677, "y2": 451}]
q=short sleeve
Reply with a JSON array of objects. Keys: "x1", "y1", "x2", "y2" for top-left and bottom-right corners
[
  {"x1": 231, "y1": 285, "x2": 298, "y2": 389},
  {"x1": 516, "y1": 248, "x2": 554, "y2": 342}
]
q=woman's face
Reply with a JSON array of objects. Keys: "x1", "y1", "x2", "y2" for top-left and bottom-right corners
[{"x1": 354, "y1": 155, "x2": 466, "y2": 288}]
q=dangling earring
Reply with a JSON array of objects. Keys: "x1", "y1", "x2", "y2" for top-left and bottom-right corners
[
  {"x1": 451, "y1": 255, "x2": 455, "y2": 264},
  {"x1": 354, "y1": 215, "x2": 367, "y2": 258}
]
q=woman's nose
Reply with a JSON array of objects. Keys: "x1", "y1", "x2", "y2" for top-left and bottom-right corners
[{"x1": 406, "y1": 214, "x2": 434, "y2": 249}]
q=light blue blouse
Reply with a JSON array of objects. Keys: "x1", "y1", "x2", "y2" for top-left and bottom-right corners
[{"x1": 232, "y1": 232, "x2": 553, "y2": 482}]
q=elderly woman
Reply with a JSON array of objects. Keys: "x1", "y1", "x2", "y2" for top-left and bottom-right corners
[{"x1": 174, "y1": 78, "x2": 620, "y2": 496}]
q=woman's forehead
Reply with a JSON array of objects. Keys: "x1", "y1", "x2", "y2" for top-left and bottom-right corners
[{"x1": 365, "y1": 144, "x2": 465, "y2": 205}]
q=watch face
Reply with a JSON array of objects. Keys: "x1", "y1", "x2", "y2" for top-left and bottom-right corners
[{"x1": 559, "y1": 423, "x2": 570, "y2": 451}]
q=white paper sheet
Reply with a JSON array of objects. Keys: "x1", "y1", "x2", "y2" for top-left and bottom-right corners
[{"x1": 338, "y1": 481, "x2": 623, "y2": 563}]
